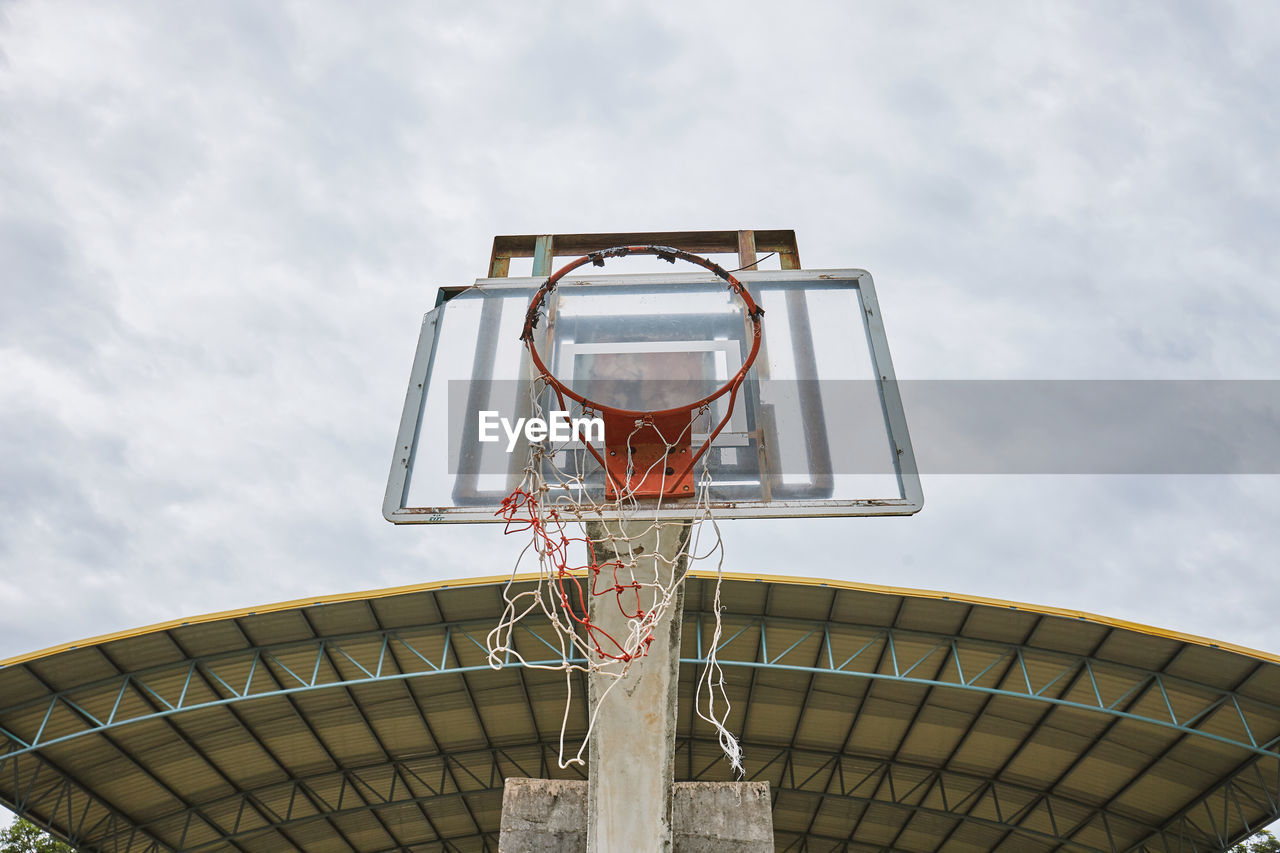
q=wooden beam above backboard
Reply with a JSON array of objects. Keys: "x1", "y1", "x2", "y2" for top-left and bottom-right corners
[{"x1": 488, "y1": 230, "x2": 801, "y2": 277}]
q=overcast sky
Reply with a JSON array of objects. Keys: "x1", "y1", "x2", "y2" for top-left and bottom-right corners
[{"x1": 3, "y1": 1, "x2": 1279, "y2": 665}]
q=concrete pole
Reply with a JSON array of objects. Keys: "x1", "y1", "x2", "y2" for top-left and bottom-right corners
[{"x1": 584, "y1": 518, "x2": 691, "y2": 853}]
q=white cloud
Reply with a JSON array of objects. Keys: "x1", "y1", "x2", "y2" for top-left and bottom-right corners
[{"x1": 1, "y1": 1, "x2": 1278, "y2": 661}]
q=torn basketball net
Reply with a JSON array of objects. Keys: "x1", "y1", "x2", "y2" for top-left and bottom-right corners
[{"x1": 484, "y1": 246, "x2": 763, "y2": 775}]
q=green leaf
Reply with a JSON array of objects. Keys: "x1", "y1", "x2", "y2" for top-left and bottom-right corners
[{"x1": 0, "y1": 818, "x2": 74, "y2": 853}]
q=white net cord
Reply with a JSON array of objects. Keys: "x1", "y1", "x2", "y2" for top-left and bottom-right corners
[{"x1": 485, "y1": 378, "x2": 743, "y2": 775}]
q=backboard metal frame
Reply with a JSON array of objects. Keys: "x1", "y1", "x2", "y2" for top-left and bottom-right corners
[{"x1": 383, "y1": 264, "x2": 923, "y2": 523}]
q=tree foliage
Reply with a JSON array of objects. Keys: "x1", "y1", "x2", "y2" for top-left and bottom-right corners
[
  {"x1": 1235, "y1": 829, "x2": 1280, "y2": 853},
  {"x1": 0, "y1": 819, "x2": 73, "y2": 853}
]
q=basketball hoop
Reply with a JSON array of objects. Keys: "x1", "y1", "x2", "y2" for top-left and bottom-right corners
[
  {"x1": 520, "y1": 245, "x2": 764, "y2": 500},
  {"x1": 485, "y1": 246, "x2": 757, "y2": 773}
]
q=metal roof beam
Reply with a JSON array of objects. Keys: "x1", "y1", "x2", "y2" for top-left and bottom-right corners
[
  {"x1": 1123, "y1": 752, "x2": 1280, "y2": 853},
  {"x1": 7, "y1": 616, "x2": 1280, "y2": 771},
  {"x1": 776, "y1": 784, "x2": 1110, "y2": 853},
  {"x1": 75, "y1": 738, "x2": 1143, "y2": 853},
  {"x1": 90, "y1": 745, "x2": 570, "y2": 851},
  {"x1": 690, "y1": 740, "x2": 1147, "y2": 848},
  {"x1": 1, "y1": 751, "x2": 169, "y2": 852}
]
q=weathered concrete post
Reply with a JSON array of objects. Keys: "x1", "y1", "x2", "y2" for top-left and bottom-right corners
[
  {"x1": 584, "y1": 518, "x2": 689, "y2": 853},
  {"x1": 498, "y1": 517, "x2": 775, "y2": 853}
]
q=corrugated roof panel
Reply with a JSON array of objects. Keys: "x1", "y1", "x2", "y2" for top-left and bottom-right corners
[
  {"x1": 193, "y1": 654, "x2": 259, "y2": 700},
  {"x1": 243, "y1": 775, "x2": 325, "y2": 826},
  {"x1": 1238, "y1": 660, "x2": 1280, "y2": 705},
  {"x1": 785, "y1": 748, "x2": 839, "y2": 788},
  {"x1": 806, "y1": 812, "x2": 863, "y2": 845},
  {"x1": 1116, "y1": 758, "x2": 1211, "y2": 827},
  {"x1": 864, "y1": 677, "x2": 933, "y2": 711},
  {"x1": 892, "y1": 705, "x2": 973, "y2": 766},
  {"x1": 432, "y1": 585, "x2": 514, "y2": 624},
  {"x1": 971, "y1": 693, "x2": 1049, "y2": 729},
  {"x1": 895, "y1": 596, "x2": 971, "y2": 637},
  {"x1": 1093, "y1": 627, "x2": 1183, "y2": 671},
  {"x1": 0, "y1": 664, "x2": 50, "y2": 708},
  {"x1": 886, "y1": 634, "x2": 955, "y2": 681},
  {"x1": 790, "y1": 683, "x2": 864, "y2": 750},
  {"x1": 530, "y1": 669, "x2": 589, "y2": 736},
  {"x1": 234, "y1": 607, "x2": 317, "y2": 647},
  {"x1": 740, "y1": 680, "x2": 808, "y2": 745},
  {"x1": 352, "y1": 685, "x2": 440, "y2": 757},
  {"x1": 163, "y1": 811, "x2": 228, "y2": 850},
  {"x1": 844, "y1": 694, "x2": 921, "y2": 761},
  {"x1": 288, "y1": 697, "x2": 387, "y2": 768},
  {"x1": 829, "y1": 587, "x2": 903, "y2": 629},
  {"x1": 328, "y1": 807, "x2": 396, "y2": 848},
  {"x1": 715, "y1": 578, "x2": 770, "y2": 618},
  {"x1": 1197, "y1": 694, "x2": 1280, "y2": 747},
  {"x1": 1068, "y1": 808, "x2": 1153, "y2": 853},
  {"x1": 956, "y1": 606, "x2": 1040, "y2": 646},
  {"x1": 921, "y1": 682, "x2": 989, "y2": 718},
  {"x1": 1157, "y1": 674, "x2": 1235, "y2": 727},
  {"x1": 855, "y1": 799, "x2": 914, "y2": 845},
  {"x1": 991, "y1": 834, "x2": 1057, "y2": 853},
  {"x1": 946, "y1": 721, "x2": 1029, "y2": 779},
  {"x1": 1012, "y1": 650, "x2": 1086, "y2": 699},
  {"x1": 108, "y1": 724, "x2": 235, "y2": 805},
  {"x1": 763, "y1": 581, "x2": 836, "y2": 622},
  {"x1": 279, "y1": 812, "x2": 355, "y2": 851},
  {"x1": 1155, "y1": 735, "x2": 1248, "y2": 786},
  {"x1": 938, "y1": 831, "x2": 990, "y2": 853},
  {"x1": 823, "y1": 626, "x2": 886, "y2": 676},
  {"x1": 942, "y1": 816, "x2": 1006, "y2": 850},
  {"x1": 1101, "y1": 714, "x2": 1182, "y2": 759},
  {"x1": 1079, "y1": 660, "x2": 1153, "y2": 711},
  {"x1": 416, "y1": 701, "x2": 490, "y2": 753},
  {"x1": 171, "y1": 619, "x2": 253, "y2": 658},
  {"x1": 370, "y1": 587, "x2": 447, "y2": 630},
  {"x1": 999, "y1": 731, "x2": 1096, "y2": 790},
  {"x1": 97, "y1": 630, "x2": 186, "y2": 673},
  {"x1": 1164, "y1": 642, "x2": 1261, "y2": 691},
  {"x1": 9, "y1": 696, "x2": 93, "y2": 749},
  {"x1": 467, "y1": 673, "x2": 542, "y2": 747},
  {"x1": 1056, "y1": 737, "x2": 1151, "y2": 805},
  {"x1": 965, "y1": 780, "x2": 1036, "y2": 827},
  {"x1": 373, "y1": 800, "x2": 447, "y2": 847},
  {"x1": 873, "y1": 762, "x2": 932, "y2": 804},
  {"x1": 1024, "y1": 612, "x2": 1110, "y2": 656},
  {"x1": 417, "y1": 790, "x2": 481, "y2": 838},
  {"x1": 319, "y1": 636, "x2": 391, "y2": 683},
  {"x1": 384, "y1": 627, "x2": 450, "y2": 673},
  {"x1": 304, "y1": 600, "x2": 380, "y2": 639},
  {"x1": 1012, "y1": 796, "x2": 1090, "y2": 847},
  {"x1": 4, "y1": 576, "x2": 1279, "y2": 851},
  {"x1": 200, "y1": 794, "x2": 276, "y2": 845},
  {"x1": 950, "y1": 644, "x2": 1016, "y2": 691},
  {"x1": 25, "y1": 646, "x2": 120, "y2": 692},
  {"x1": 229, "y1": 696, "x2": 339, "y2": 777},
  {"x1": 896, "y1": 811, "x2": 962, "y2": 851},
  {"x1": 40, "y1": 737, "x2": 186, "y2": 821}
]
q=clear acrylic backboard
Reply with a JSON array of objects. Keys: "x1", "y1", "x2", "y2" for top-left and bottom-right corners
[{"x1": 383, "y1": 268, "x2": 923, "y2": 522}]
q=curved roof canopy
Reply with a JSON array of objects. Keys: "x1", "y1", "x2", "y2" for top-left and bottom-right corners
[{"x1": 2, "y1": 573, "x2": 1279, "y2": 853}]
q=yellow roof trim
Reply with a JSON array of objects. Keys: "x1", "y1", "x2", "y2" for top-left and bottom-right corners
[{"x1": 4, "y1": 570, "x2": 1277, "y2": 668}]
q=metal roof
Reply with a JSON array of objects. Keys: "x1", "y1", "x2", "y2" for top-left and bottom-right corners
[{"x1": 3, "y1": 572, "x2": 1279, "y2": 853}]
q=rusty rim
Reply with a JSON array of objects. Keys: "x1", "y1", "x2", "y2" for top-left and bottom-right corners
[{"x1": 518, "y1": 245, "x2": 764, "y2": 497}]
